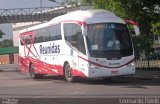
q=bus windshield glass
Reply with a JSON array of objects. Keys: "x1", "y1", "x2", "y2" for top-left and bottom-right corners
[{"x1": 87, "y1": 23, "x2": 133, "y2": 59}]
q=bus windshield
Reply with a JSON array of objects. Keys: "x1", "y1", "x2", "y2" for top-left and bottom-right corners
[{"x1": 87, "y1": 23, "x2": 133, "y2": 60}]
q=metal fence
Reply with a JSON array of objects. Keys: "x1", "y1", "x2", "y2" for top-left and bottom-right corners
[
  {"x1": 135, "y1": 60, "x2": 160, "y2": 68},
  {"x1": 0, "y1": 6, "x2": 78, "y2": 23},
  {"x1": 133, "y1": 35, "x2": 160, "y2": 69}
]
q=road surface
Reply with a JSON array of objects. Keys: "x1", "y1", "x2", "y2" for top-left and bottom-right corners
[{"x1": 0, "y1": 64, "x2": 160, "y2": 104}]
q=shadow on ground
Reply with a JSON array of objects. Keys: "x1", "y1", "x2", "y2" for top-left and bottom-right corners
[{"x1": 32, "y1": 74, "x2": 160, "y2": 88}]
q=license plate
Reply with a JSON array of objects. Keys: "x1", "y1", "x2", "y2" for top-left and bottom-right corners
[{"x1": 111, "y1": 70, "x2": 119, "y2": 75}]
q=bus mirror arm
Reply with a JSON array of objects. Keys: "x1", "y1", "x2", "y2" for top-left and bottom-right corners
[{"x1": 83, "y1": 28, "x2": 87, "y2": 36}]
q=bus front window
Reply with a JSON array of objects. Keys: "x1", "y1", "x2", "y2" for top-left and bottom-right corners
[{"x1": 87, "y1": 23, "x2": 133, "y2": 60}]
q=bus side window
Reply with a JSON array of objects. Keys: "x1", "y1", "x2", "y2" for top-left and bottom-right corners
[
  {"x1": 25, "y1": 36, "x2": 31, "y2": 44},
  {"x1": 20, "y1": 37, "x2": 25, "y2": 45},
  {"x1": 49, "y1": 24, "x2": 61, "y2": 41},
  {"x1": 77, "y1": 32, "x2": 86, "y2": 54},
  {"x1": 34, "y1": 27, "x2": 50, "y2": 43},
  {"x1": 64, "y1": 23, "x2": 78, "y2": 48},
  {"x1": 64, "y1": 23, "x2": 86, "y2": 55}
]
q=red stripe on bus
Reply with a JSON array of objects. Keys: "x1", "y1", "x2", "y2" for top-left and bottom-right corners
[
  {"x1": 125, "y1": 20, "x2": 138, "y2": 26},
  {"x1": 19, "y1": 57, "x2": 86, "y2": 78},
  {"x1": 49, "y1": 20, "x2": 87, "y2": 27},
  {"x1": 78, "y1": 56, "x2": 134, "y2": 69},
  {"x1": 20, "y1": 31, "x2": 35, "y2": 37},
  {"x1": 62, "y1": 20, "x2": 87, "y2": 26}
]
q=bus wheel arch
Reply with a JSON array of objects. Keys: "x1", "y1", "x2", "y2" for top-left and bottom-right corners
[
  {"x1": 29, "y1": 62, "x2": 42, "y2": 79},
  {"x1": 63, "y1": 61, "x2": 74, "y2": 82}
]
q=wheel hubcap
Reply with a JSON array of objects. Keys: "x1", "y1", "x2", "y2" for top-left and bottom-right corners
[
  {"x1": 30, "y1": 65, "x2": 35, "y2": 77},
  {"x1": 66, "y1": 66, "x2": 72, "y2": 78}
]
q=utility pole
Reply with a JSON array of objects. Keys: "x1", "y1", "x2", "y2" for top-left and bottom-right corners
[
  {"x1": 40, "y1": 0, "x2": 42, "y2": 13},
  {"x1": 48, "y1": 0, "x2": 67, "y2": 13}
]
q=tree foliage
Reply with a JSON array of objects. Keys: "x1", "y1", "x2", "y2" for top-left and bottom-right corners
[
  {"x1": 151, "y1": 22, "x2": 160, "y2": 36},
  {"x1": 82, "y1": 0, "x2": 160, "y2": 35},
  {"x1": 0, "y1": 29, "x2": 4, "y2": 38},
  {"x1": 82, "y1": 0, "x2": 160, "y2": 60},
  {"x1": 0, "y1": 39, "x2": 13, "y2": 48},
  {"x1": 132, "y1": 35, "x2": 153, "y2": 60},
  {"x1": 62, "y1": 0, "x2": 80, "y2": 7}
]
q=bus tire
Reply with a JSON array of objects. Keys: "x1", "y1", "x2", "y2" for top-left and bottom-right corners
[
  {"x1": 103, "y1": 77, "x2": 112, "y2": 81},
  {"x1": 29, "y1": 63, "x2": 42, "y2": 79},
  {"x1": 64, "y1": 63, "x2": 74, "y2": 82}
]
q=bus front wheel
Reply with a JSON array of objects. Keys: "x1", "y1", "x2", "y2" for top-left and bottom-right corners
[
  {"x1": 64, "y1": 63, "x2": 74, "y2": 82},
  {"x1": 103, "y1": 77, "x2": 113, "y2": 81}
]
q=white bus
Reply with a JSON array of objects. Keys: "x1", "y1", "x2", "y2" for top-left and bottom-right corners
[{"x1": 19, "y1": 9, "x2": 140, "y2": 82}]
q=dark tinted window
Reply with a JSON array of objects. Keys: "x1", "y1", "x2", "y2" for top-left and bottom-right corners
[
  {"x1": 34, "y1": 27, "x2": 50, "y2": 43},
  {"x1": 20, "y1": 37, "x2": 25, "y2": 45},
  {"x1": 87, "y1": 23, "x2": 133, "y2": 59},
  {"x1": 25, "y1": 36, "x2": 31, "y2": 44},
  {"x1": 20, "y1": 34, "x2": 33, "y2": 45},
  {"x1": 49, "y1": 24, "x2": 61, "y2": 41},
  {"x1": 34, "y1": 24, "x2": 61, "y2": 43},
  {"x1": 64, "y1": 23, "x2": 86, "y2": 54},
  {"x1": 20, "y1": 24, "x2": 62, "y2": 45}
]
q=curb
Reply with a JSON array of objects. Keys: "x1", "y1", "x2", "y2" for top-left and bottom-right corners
[
  {"x1": 0, "y1": 69, "x2": 20, "y2": 72},
  {"x1": 0, "y1": 64, "x2": 19, "y2": 72}
]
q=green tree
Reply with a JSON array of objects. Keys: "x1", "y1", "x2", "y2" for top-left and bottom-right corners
[
  {"x1": 0, "y1": 29, "x2": 5, "y2": 48},
  {"x1": 151, "y1": 22, "x2": 160, "y2": 36},
  {"x1": 82, "y1": 0, "x2": 160, "y2": 35},
  {"x1": 82, "y1": 0, "x2": 160, "y2": 60},
  {"x1": 0, "y1": 29, "x2": 4, "y2": 38},
  {"x1": 61, "y1": 0, "x2": 79, "y2": 5},
  {"x1": 132, "y1": 35, "x2": 153, "y2": 60},
  {"x1": 0, "y1": 39, "x2": 13, "y2": 48}
]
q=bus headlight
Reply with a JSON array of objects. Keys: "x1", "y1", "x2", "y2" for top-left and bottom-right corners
[
  {"x1": 127, "y1": 62, "x2": 135, "y2": 67},
  {"x1": 88, "y1": 63, "x2": 97, "y2": 69}
]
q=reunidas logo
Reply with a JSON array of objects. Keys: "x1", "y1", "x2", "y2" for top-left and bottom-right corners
[{"x1": 39, "y1": 43, "x2": 60, "y2": 54}]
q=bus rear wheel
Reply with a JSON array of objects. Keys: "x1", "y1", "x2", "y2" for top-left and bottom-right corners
[
  {"x1": 64, "y1": 63, "x2": 74, "y2": 82},
  {"x1": 29, "y1": 63, "x2": 42, "y2": 79}
]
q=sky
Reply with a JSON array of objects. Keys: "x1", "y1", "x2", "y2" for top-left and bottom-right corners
[
  {"x1": 0, "y1": 24, "x2": 12, "y2": 41},
  {"x1": 0, "y1": 0, "x2": 60, "y2": 41},
  {"x1": 0, "y1": 0, "x2": 59, "y2": 9}
]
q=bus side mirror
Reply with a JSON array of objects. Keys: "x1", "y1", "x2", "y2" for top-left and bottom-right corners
[
  {"x1": 125, "y1": 20, "x2": 140, "y2": 36},
  {"x1": 133, "y1": 25, "x2": 140, "y2": 36}
]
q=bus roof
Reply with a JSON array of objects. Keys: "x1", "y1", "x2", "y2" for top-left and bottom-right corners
[
  {"x1": 20, "y1": 9, "x2": 125, "y2": 33},
  {"x1": 51, "y1": 9, "x2": 124, "y2": 24}
]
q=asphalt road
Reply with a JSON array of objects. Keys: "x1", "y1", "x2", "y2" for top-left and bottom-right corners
[{"x1": 0, "y1": 64, "x2": 160, "y2": 104}]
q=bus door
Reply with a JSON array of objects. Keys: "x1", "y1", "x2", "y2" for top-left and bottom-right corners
[
  {"x1": 76, "y1": 31, "x2": 87, "y2": 73},
  {"x1": 64, "y1": 23, "x2": 86, "y2": 72}
]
